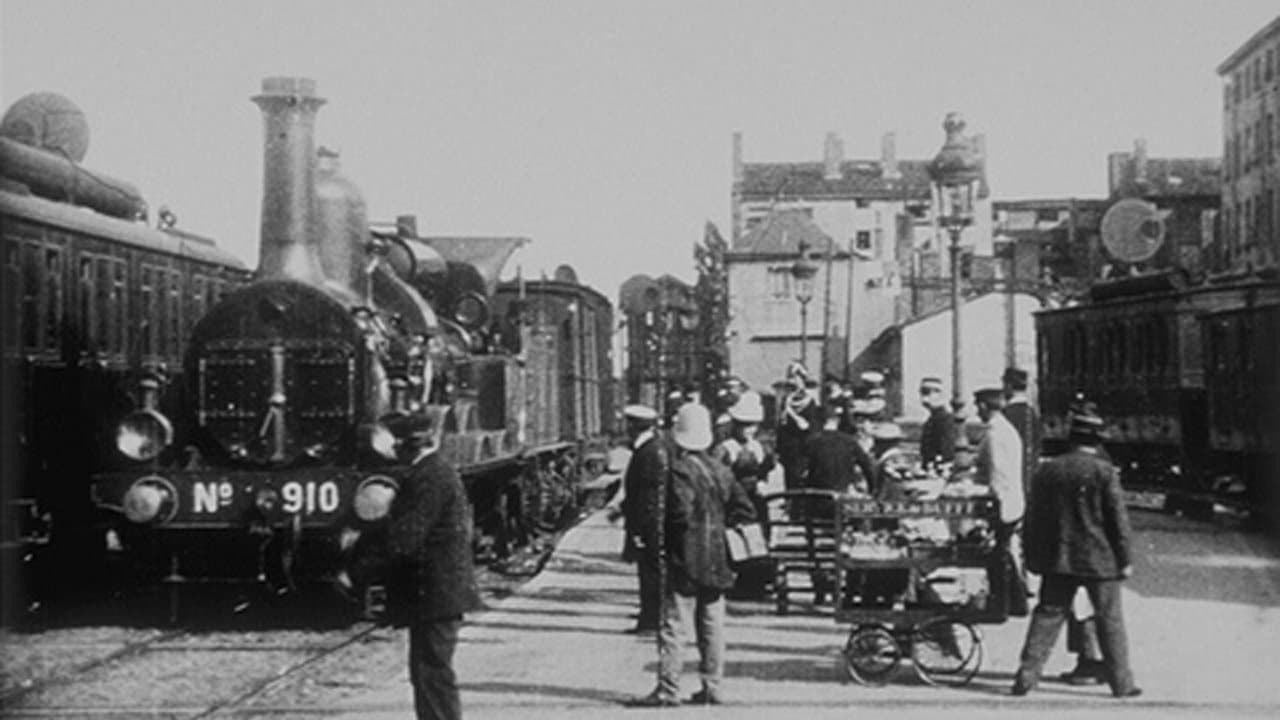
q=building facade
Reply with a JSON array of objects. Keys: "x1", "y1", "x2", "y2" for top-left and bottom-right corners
[
  {"x1": 727, "y1": 131, "x2": 993, "y2": 392},
  {"x1": 1218, "y1": 14, "x2": 1280, "y2": 275},
  {"x1": 618, "y1": 273, "x2": 701, "y2": 411}
]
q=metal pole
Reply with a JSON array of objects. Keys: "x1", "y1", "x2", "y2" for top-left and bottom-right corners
[
  {"x1": 799, "y1": 299, "x2": 809, "y2": 368},
  {"x1": 949, "y1": 228, "x2": 964, "y2": 415}
]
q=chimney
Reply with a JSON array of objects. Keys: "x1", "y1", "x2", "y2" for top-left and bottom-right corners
[
  {"x1": 732, "y1": 131, "x2": 743, "y2": 185},
  {"x1": 823, "y1": 131, "x2": 843, "y2": 181},
  {"x1": 252, "y1": 77, "x2": 327, "y2": 281},
  {"x1": 881, "y1": 132, "x2": 899, "y2": 179},
  {"x1": 1133, "y1": 138, "x2": 1149, "y2": 186}
]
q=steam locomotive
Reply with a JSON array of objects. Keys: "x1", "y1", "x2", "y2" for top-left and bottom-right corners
[
  {"x1": 1036, "y1": 270, "x2": 1279, "y2": 519},
  {"x1": 0, "y1": 93, "x2": 251, "y2": 611},
  {"x1": 87, "y1": 77, "x2": 615, "y2": 609}
]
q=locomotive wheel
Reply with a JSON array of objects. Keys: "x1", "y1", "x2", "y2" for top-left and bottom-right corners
[
  {"x1": 842, "y1": 625, "x2": 901, "y2": 686},
  {"x1": 909, "y1": 618, "x2": 982, "y2": 687}
]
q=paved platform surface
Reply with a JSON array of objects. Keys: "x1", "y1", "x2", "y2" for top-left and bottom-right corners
[{"x1": 317, "y1": 502, "x2": 1280, "y2": 720}]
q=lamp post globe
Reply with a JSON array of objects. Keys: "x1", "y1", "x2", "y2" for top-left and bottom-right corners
[
  {"x1": 928, "y1": 112, "x2": 982, "y2": 420},
  {"x1": 790, "y1": 240, "x2": 819, "y2": 370}
]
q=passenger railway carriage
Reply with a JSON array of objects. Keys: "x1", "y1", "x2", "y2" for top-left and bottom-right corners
[
  {"x1": 1036, "y1": 270, "x2": 1279, "y2": 516},
  {"x1": 0, "y1": 95, "x2": 250, "y2": 604}
]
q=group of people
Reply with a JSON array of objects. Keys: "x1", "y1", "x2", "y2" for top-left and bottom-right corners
[{"x1": 326, "y1": 360, "x2": 1140, "y2": 719}]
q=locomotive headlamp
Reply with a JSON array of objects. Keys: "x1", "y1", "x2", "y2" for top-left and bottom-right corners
[
  {"x1": 452, "y1": 292, "x2": 488, "y2": 329},
  {"x1": 122, "y1": 476, "x2": 176, "y2": 524},
  {"x1": 354, "y1": 475, "x2": 399, "y2": 521},
  {"x1": 116, "y1": 409, "x2": 174, "y2": 461}
]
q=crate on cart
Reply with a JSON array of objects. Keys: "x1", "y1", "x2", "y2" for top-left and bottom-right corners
[{"x1": 833, "y1": 494, "x2": 1009, "y2": 687}]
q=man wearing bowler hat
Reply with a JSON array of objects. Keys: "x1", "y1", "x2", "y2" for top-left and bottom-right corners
[
  {"x1": 1014, "y1": 404, "x2": 1141, "y2": 699},
  {"x1": 619, "y1": 404, "x2": 667, "y2": 634}
]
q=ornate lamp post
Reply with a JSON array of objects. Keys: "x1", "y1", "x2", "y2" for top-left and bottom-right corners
[
  {"x1": 927, "y1": 112, "x2": 982, "y2": 417},
  {"x1": 790, "y1": 240, "x2": 819, "y2": 370}
]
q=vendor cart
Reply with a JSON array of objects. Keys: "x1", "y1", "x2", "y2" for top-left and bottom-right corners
[{"x1": 833, "y1": 493, "x2": 1009, "y2": 687}]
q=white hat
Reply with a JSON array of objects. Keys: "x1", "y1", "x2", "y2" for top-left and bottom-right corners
[
  {"x1": 672, "y1": 403, "x2": 713, "y2": 451},
  {"x1": 623, "y1": 404, "x2": 658, "y2": 421},
  {"x1": 728, "y1": 390, "x2": 764, "y2": 423}
]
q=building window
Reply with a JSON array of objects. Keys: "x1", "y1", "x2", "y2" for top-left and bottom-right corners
[
  {"x1": 1234, "y1": 71, "x2": 1243, "y2": 103},
  {"x1": 767, "y1": 267, "x2": 791, "y2": 298},
  {"x1": 855, "y1": 230, "x2": 872, "y2": 252},
  {"x1": 1267, "y1": 49, "x2": 1275, "y2": 82},
  {"x1": 855, "y1": 199, "x2": 870, "y2": 209}
]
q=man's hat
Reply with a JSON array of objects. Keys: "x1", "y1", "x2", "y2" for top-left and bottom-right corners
[
  {"x1": 728, "y1": 391, "x2": 765, "y2": 423},
  {"x1": 973, "y1": 387, "x2": 1004, "y2": 405},
  {"x1": 1002, "y1": 366, "x2": 1029, "y2": 387},
  {"x1": 920, "y1": 377, "x2": 944, "y2": 393},
  {"x1": 714, "y1": 412, "x2": 733, "y2": 427},
  {"x1": 672, "y1": 403, "x2": 713, "y2": 451},
  {"x1": 849, "y1": 399, "x2": 878, "y2": 418},
  {"x1": 623, "y1": 404, "x2": 658, "y2": 421},
  {"x1": 1069, "y1": 403, "x2": 1108, "y2": 439},
  {"x1": 859, "y1": 370, "x2": 886, "y2": 386},
  {"x1": 871, "y1": 422, "x2": 904, "y2": 442}
]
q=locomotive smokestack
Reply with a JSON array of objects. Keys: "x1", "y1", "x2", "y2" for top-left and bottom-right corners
[{"x1": 252, "y1": 77, "x2": 327, "y2": 281}]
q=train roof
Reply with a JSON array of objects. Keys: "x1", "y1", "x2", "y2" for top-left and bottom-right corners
[
  {"x1": 496, "y1": 276, "x2": 612, "y2": 310},
  {"x1": 1037, "y1": 274, "x2": 1279, "y2": 316},
  {"x1": 0, "y1": 186, "x2": 249, "y2": 270}
]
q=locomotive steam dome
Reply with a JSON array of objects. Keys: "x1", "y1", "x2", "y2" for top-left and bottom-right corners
[{"x1": 1, "y1": 92, "x2": 90, "y2": 161}]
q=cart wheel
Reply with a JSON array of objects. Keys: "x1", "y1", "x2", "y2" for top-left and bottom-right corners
[
  {"x1": 909, "y1": 618, "x2": 982, "y2": 687},
  {"x1": 842, "y1": 625, "x2": 901, "y2": 686}
]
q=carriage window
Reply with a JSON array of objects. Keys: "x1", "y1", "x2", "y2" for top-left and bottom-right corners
[
  {"x1": 139, "y1": 266, "x2": 157, "y2": 357},
  {"x1": 79, "y1": 255, "x2": 97, "y2": 355},
  {"x1": 191, "y1": 274, "x2": 208, "y2": 328},
  {"x1": 43, "y1": 246, "x2": 63, "y2": 352},
  {"x1": 167, "y1": 269, "x2": 183, "y2": 357},
  {"x1": 4, "y1": 244, "x2": 20, "y2": 352},
  {"x1": 111, "y1": 260, "x2": 127, "y2": 355},
  {"x1": 94, "y1": 257, "x2": 113, "y2": 354}
]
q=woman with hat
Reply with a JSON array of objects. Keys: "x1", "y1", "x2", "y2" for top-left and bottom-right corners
[
  {"x1": 628, "y1": 403, "x2": 756, "y2": 707},
  {"x1": 712, "y1": 391, "x2": 775, "y2": 598}
]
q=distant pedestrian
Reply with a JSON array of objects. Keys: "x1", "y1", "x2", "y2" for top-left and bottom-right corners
[
  {"x1": 918, "y1": 377, "x2": 956, "y2": 471},
  {"x1": 973, "y1": 387, "x2": 1028, "y2": 616},
  {"x1": 776, "y1": 370, "x2": 821, "y2": 492},
  {"x1": 712, "y1": 391, "x2": 775, "y2": 597},
  {"x1": 628, "y1": 403, "x2": 756, "y2": 707},
  {"x1": 618, "y1": 404, "x2": 668, "y2": 634},
  {"x1": 344, "y1": 414, "x2": 480, "y2": 720},
  {"x1": 1013, "y1": 405, "x2": 1141, "y2": 699},
  {"x1": 1002, "y1": 367, "x2": 1042, "y2": 496}
]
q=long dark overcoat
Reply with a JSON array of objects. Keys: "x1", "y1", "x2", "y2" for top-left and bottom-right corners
[
  {"x1": 349, "y1": 451, "x2": 480, "y2": 624},
  {"x1": 620, "y1": 433, "x2": 670, "y2": 561}
]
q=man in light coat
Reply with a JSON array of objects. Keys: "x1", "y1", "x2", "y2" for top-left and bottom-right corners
[{"x1": 973, "y1": 387, "x2": 1027, "y2": 616}]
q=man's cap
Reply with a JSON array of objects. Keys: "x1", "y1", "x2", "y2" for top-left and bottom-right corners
[
  {"x1": 920, "y1": 377, "x2": 944, "y2": 392},
  {"x1": 871, "y1": 422, "x2": 904, "y2": 442},
  {"x1": 672, "y1": 403, "x2": 713, "y2": 451},
  {"x1": 849, "y1": 399, "x2": 878, "y2": 418},
  {"x1": 859, "y1": 370, "x2": 885, "y2": 385},
  {"x1": 1002, "y1": 366, "x2": 1029, "y2": 387},
  {"x1": 1069, "y1": 403, "x2": 1108, "y2": 439},
  {"x1": 973, "y1": 387, "x2": 1005, "y2": 405},
  {"x1": 714, "y1": 412, "x2": 733, "y2": 427},
  {"x1": 728, "y1": 390, "x2": 765, "y2": 423},
  {"x1": 623, "y1": 404, "x2": 658, "y2": 421}
]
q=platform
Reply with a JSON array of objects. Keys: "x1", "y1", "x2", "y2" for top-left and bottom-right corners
[{"x1": 300, "y1": 500, "x2": 1280, "y2": 720}]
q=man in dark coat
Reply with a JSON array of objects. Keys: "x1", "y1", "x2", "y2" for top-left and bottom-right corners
[
  {"x1": 1002, "y1": 366, "x2": 1042, "y2": 496},
  {"x1": 776, "y1": 373, "x2": 822, "y2": 492},
  {"x1": 802, "y1": 403, "x2": 878, "y2": 500},
  {"x1": 618, "y1": 404, "x2": 667, "y2": 634},
  {"x1": 918, "y1": 377, "x2": 955, "y2": 471},
  {"x1": 346, "y1": 416, "x2": 480, "y2": 720},
  {"x1": 628, "y1": 403, "x2": 756, "y2": 707},
  {"x1": 1013, "y1": 406, "x2": 1141, "y2": 699}
]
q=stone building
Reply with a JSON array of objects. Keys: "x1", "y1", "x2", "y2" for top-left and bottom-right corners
[{"x1": 1218, "y1": 13, "x2": 1280, "y2": 275}]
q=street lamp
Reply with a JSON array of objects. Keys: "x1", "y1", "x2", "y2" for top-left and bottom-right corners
[
  {"x1": 790, "y1": 240, "x2": 819, "y2": 370},
  {"x1": 927, "y1": 112, "x2": 982, "y2": 418}
]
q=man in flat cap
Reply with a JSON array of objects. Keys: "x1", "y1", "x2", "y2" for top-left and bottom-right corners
[
  {"x1": 1014, "y1": 405, "x2": 1140, "y2": 699},
  {"x1": 1002, "y1": 367, "x2": 1042, "y2": 499},
  {"x1": 973, "y1": 386, "x2": 1028, "y2": 616},
  {"x1": 619, "y1": 404, "x2": 668, "y2": 634},
  {"x1": 918, "y1": 377, "x2": 955, "y2": 471}
]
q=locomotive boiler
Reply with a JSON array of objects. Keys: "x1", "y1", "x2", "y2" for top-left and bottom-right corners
[{"x1": 89, "y1": 77, "x2": 612, "y2": 612}]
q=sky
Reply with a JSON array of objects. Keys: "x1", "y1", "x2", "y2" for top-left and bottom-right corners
[{"x1": 2, "y1": 0, "x2": 1276, "y2": 298}]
